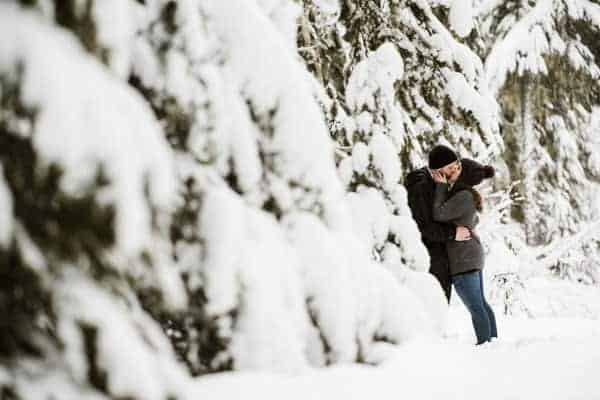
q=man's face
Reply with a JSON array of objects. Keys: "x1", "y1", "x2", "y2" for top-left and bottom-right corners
[{"x1": 437, "y1": 160, "x2": 462, "y2": 183}]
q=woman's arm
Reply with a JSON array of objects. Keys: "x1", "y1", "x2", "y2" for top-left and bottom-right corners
[{"x1": 432, "y1": 184, "x2": 475, "y2": 222}]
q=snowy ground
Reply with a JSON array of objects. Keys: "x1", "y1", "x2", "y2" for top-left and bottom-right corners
[{"x1": 185, "y1": 300, "x2": 600, "y2": 400}]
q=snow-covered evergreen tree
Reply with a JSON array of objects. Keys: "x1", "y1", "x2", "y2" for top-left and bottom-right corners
[
  {"x1": 2, "y1": 0, "x2": 599, "y2": 397},
  {"x1": 0, "y1": 3, "x2": 191, "y2": 397},
  {"x1": 478, "y1": 0, "x2": 600, "y2": 245},
  {"x1": 298, "y1": 0, "x2": 503, "y2": 270},
  {"x1": 0, "y1": 1, "x2": 449, "y2": 397},
  {"x1": 471, "y1": 0, "x2": 600, "y2": 286}
]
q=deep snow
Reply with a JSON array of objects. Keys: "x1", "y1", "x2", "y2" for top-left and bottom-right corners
[{"x1": 184, "y1": 307, "x2": 600, "y2": 400}]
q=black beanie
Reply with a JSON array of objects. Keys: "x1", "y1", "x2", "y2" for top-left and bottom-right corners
[
  {"x1": 456, "y1": 158, "x2": 495, "y2": 187},
  {"x1": 428, "y1": 145, "x2": 458, "y2": 169}
]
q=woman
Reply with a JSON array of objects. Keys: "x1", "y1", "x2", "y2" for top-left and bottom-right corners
[{"x1": 431, "y1": 158, "x2": 498, "y2": 345}]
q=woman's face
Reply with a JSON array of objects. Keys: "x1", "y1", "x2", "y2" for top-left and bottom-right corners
[{"x1": 439, "y1": 160, "x2": 462, "y2": 182}]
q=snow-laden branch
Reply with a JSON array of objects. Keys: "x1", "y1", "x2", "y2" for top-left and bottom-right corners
[
  {"x1": 484, "y1": 0, "x2": 600, "y2": 94},
  {"x1": 534, "y1": 219, "x2": 600, "y2": 269}
]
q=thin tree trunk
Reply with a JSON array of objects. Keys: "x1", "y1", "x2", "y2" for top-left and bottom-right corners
[{"x1": 519, "y1": 73, "x2": 536, "y2": 245}]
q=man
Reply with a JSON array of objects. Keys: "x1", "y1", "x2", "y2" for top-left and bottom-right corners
[{"x1": 404, "y1": 144, "x2": 471, "y2": 302}]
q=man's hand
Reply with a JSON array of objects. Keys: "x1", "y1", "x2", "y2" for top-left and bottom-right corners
[
  {"x1": 455, "y1": 226, "x2": 471, "y2": 241},
  {"x1": 432, "y1": 170, "x2": 447, "y2": 183}
]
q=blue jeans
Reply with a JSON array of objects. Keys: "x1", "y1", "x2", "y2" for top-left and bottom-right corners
[{"x1": 452, "y1": 270, "x2": 497, "y2": 345}]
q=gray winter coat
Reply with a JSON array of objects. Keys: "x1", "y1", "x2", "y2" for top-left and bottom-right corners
[{"x1": 432, "y1": 183, "x2": 484, "y2": 276}]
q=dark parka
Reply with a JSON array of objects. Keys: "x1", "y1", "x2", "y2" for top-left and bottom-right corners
[{"x1": 405, "y1": 167, "x2": 456, "y2": 302}]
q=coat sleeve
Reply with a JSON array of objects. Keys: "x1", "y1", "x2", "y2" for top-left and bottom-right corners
[
  {"x1": 432, "y1": 184, "x2": 475, "y2": 222},
  {"x1": 407, "y1": 182, "x2": 456, "y2": 243}
]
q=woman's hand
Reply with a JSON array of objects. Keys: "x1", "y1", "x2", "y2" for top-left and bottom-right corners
[{"x1": 432, "y1": 170, "x2": 447, "y2": 183}]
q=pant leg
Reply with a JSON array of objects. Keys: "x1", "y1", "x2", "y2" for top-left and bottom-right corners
[
  {"x1": 479, "y1": 271, "x2": 498, "y2": 338},
  {"x1": 436, "y1": 270, "x2": 452, "y2": 304},
  {"x1": 430, "y1": 258, "x2": 452, "y2": 303},
  {"x1": 452, "y1": 271, "x2": 491, "y2": 344}
]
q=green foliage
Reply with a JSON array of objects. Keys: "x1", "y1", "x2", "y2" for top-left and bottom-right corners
[
  {"x1": 0, "y1": 248, "x2": 53, "y2": 359},
  {"x1": 484, "y1": 2, "x2": 600, "y2": 245},
  {"x1": 54, "y1": 0, "x2": 105, "y2": 62},
  {"x1": 0, "y1": 70, "x2": 118, "y2": 371}
]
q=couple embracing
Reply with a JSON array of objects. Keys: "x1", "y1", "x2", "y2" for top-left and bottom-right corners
[{"x1": 405, "y1": 145, "x2": 498, "y2": 345}]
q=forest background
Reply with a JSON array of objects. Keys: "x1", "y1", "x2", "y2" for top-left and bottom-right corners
[{"x1": 1, "y1": 0, "x2": 600, "y2": 398}]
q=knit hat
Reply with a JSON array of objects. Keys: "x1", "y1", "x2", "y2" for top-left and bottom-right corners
[
  {"x1": 456, "y1": 158, "x2": 495, "y2": 187},
  {"x1": 428, "y1": 145, "x2": 458, "y2": 169}
]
